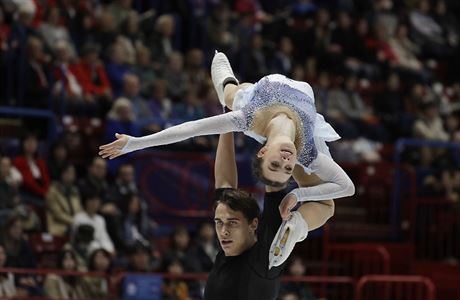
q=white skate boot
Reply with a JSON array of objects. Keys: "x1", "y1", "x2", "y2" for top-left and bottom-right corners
[
  {"x1": 269, "y1": 211, "x2": 309, "y2": 269},
  {"x1": 211, "y1": 51, "x2": 239, "y2": 106}
]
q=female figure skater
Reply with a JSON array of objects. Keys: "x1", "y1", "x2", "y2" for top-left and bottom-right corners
[{"x1": 99, "y1": 52, "x2": 354, "y2": 266}]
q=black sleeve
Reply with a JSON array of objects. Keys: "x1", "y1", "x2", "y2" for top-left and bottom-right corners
[
  {"x1": 257, "y1": 189, "x2": 288, "y2": 250},
  {"x1": 250, "y1": 189, "x2": 289, "y2": 277}
]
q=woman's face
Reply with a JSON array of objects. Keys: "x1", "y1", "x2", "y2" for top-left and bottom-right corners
[
  {"x1": 0, "y1": 246, "x2": 6, "y2": 267},
  {"x1": 258, "y1": 142, "x2": 297, "y2": 184},
  {"x1": 62, "y1": 252, "x2": 76, "y2": 270},
  {"x1": 93, "y1": 251, "x2": 110, "y2": 272}
]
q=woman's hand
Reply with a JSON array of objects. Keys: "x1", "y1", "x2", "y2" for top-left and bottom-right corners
[
  {"x1": 279, "y1": 193, "x2": 298, "y2": 220},
  {"x1": 99, "y1": 133, "x2": 130, "y2": 159}
]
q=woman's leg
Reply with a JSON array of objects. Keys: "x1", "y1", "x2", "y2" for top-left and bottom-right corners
[
  {"x1": 211, "y1": 51, "x2": 254, "y2": 110},
  {"x1": 223, "y1": 82, "x2": 253, "y2": 110}
]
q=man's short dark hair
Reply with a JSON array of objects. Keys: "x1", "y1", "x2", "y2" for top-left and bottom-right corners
[
  {"x1": 214, "y1": 189, "x2": 260, "y2": 222},
  {"x1": 252, "y1": 154, "x2": 287, "y2": 188}
]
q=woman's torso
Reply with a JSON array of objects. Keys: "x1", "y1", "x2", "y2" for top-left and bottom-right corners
[{"x1": 236, "y1": 74, "x2": 318, "y2": 167}]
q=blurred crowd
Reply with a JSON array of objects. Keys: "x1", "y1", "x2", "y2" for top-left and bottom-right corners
[{"x1": 0, "y1": 0, "x2": 460, "y2": 299}]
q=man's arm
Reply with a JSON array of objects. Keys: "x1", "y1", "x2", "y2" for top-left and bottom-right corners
[{"x1": 214, "y1": 133, "x2": 237, "y2": 189}]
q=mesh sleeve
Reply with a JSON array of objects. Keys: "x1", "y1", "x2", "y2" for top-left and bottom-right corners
[
  {"x1": 121, "y1": 111, "x2": 245, "y2": 154},
  {"x1": 290, "y1": 153, "x2": 355, "y2": 201}
]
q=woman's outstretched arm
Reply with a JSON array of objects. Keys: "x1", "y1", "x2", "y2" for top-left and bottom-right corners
[{"x1": 99, "y1": 111, "x2": 245, "y2": 159}]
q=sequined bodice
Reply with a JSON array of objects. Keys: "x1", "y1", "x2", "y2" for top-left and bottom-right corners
[{"x1": 237, "y1": 76, "x2": 318, "y2": 167}]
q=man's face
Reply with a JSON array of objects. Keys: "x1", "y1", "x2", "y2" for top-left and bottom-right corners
[{"x1": 214, "y1": 203, "x2": 257, "y2": 256}]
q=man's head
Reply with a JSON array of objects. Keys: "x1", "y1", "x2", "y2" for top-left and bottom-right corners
[
  {"x1": 214, "y1": 189, "x2": 260, "y2": 256},
  {"x1": 253, "y1": 141, "x2": 296, "y2": 187}
]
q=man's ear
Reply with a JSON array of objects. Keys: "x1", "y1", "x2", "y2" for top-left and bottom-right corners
[
  {"x1": 257, "y1": 146, "x2": 268, "y2": 158},
  {"x1": 249, "y1": 218, "x2": 258, "y2": 233}
]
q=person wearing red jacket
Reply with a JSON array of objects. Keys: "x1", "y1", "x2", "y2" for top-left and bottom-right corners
[
  {"x1": 72, "y1": 46, "x2": 112, "y2": 96},
  {"x1": 71, "y1": 44, "x2": 112, "y2": 115},
  {"x1": 13, "y1": 133, "x2": 50, "y2": 199}
]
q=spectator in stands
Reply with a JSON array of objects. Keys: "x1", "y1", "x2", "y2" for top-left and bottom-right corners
[
  {"x1": 38, "y1": 6, "x2": 75, "y2": 56},
  {"x1": 413, "y1": 100, "x2": 449, "y2": 142},
  {"x1": 133, "y1": 46, "x2": 156, "y2": 97},
  {"x1": 109, "y1": 163, "x2": 139, "y2": 203},
  {"x1": 120, "y1": 73, "x2": 153, "y2": 126},
  {"x1": 162, "y1": 225, "x2": 199, "y2": 273},
  {"x1": 206, "y1": 4, "x2": 232, "y2": 54},
  {"x1": 46, "y1": 164, "x2": 82, "y2": 237},
  {"x1": 279, "y1": 256, "x2": 317, "y2": 300},
  {"x1": 327, "y1": 74, "x2": 387, "y2": 141},
  {"x1": 108, "y1": 0, "x2": 134, "y2": 29},
  {"x1": 171, "y1": 87, "x2": 206, "y2": 123},
  {"x1": 7, "y1": 1, "x2": 39, "y2": 105},
  {"x1": 445, "y1": 112, "x2": 460, "y2": 141},
  {"x1": 306, "y1": 8, "x2": 333, "y2": 68},
  {"x1": 189, "y1": 222, "x2": 218, "y2": 272},
  {"x1": 126, "y1": 241, "x2": 157, "y2": 272},
  {"x1": 409, "y1": 0, "x2": 447, "y2": 57},
  {"x1": 146, "y1": 78, "x2": 173, "y2": 123},
  {"x1": 23, "y1": 35, "x2": 51, "y2": 108},
  {"x1": 328, "y1": 10, "x2": 356, "y2": 68},
  {"x1": 184, "y1": 48, "x2": 207, "y2": 89},
  {"x1": 0, "y1": 156, "x2": 22, "y2": 216},
  {"x1": 52, "y1": 40, "x2": 91, "y2": 115},
  {"x1": 73, "y1": 191, "x2": 115, "y2": 254},
  {"x1": 243, "y1": 34, "x2": 268, "y2": 83},
  {"x1": 82, "y1": 245, "x2": 112, "y2": 299},
  {"x1": 163, "y1": 52, "x2": 188, "y2": 103},
  {"x1": 64, "y1": 224, "x2": 95, "y2": 271},
  {"x1": 144, "y1": 14, "x2": 176, "y2": 71},
  {"x1": 270, "y1": 36, "x2": 294, "y2": 76},
  {"x1": 105, "y1": 98, "x2": 141, "y2": 146},
  {"x1": 119, "y1": 193, "x2": 152, "y2": 251},
  {"x1": 0, "y1": 243, "x2": 16, "y2": 298},
  {"x1": 312, "y1": 71, "x2": 330, "y2": 115},
  {"x1": 78, "y1": 157, "x2": 109, "y2": 202},
  {"x1": 423, "y1": 165, "x2": 460, "y2": 202},
  {"x1": 375, "y1": 73, "x2": 405, "y2": 141},
  {"x1": 162, "y1": 259, "x2": 190, "y2": 300},
  {"x1": 388, "y1": 23, "x2": 423, "y2": 73},
  {"x1": 47, "y1": 141, "x2": 68, "y2": 181},
  {"x1": 0, "y1": 7, "x2": 10, "y2": 102},
  {"x1": 0, "y1": 156, "x2": 40, "y2": 231},
  {"x1": 105, "y1": 42, "x2": 132, "y2": 97},
  {"x1": 43, "y1": 250, "x2": 87, "y2": 299},
  {"x1": 72, "y1": 43, "x2": 112, "y2": 116},
  {"x1": 0, "y1": 214, "x2": 39, "y2": 296},
  {"x1": 14, "y1": 133, "x2": 50, "y2": 201},
  {"x1": 104, "y1": 97, "x2": 141, "y2": 175},
  {"x1": 93, "y1": 11, "x2": 118, "y2": 58}
]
